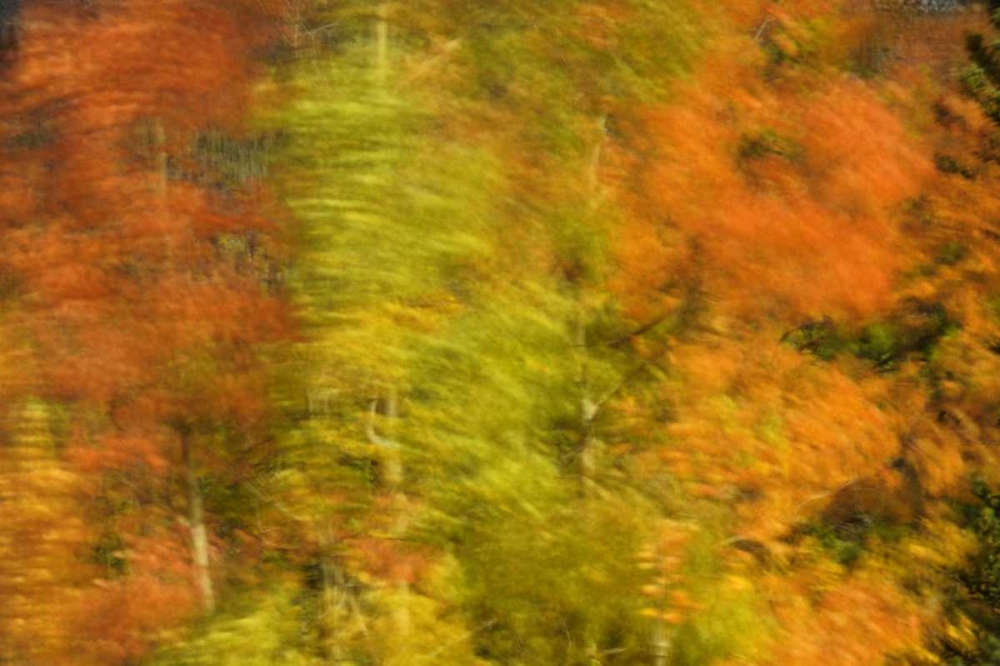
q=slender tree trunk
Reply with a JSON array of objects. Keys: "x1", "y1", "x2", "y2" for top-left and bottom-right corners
[
  {"x1": 383, "y1": 387, "x2": 403, "y2": 486},
  {"x1": 587, "y1": 114, "x2": 607, "y2": 195},
  {"x1": 290, "y1": 0, "x2": 303, "y2": 50},
  {"x1": 365, "y1": 388, "x2": 411, "y2": 641},
  {"x1": 651, "y1": 618, "x2": 671, "y2": 666},
  {"x1": 581, "y1": 116, "x2": 611, "y2": 662},
  {"x1": 382, "y1": 388, "x2": 411, "y2": 637},
  {"x1": 318, "y1": 522, "x2": 346, "y2": 660},
  {"x1": 366, "y1": 6, "x2": 412, "y2": 643},
  {"x1": 573, "y1": 318, "x2": 604, "y2": 664},
  {"x1": 576, "y1": 316, "x2": 597, "y2": 487},
  {"x1": 182, "y1": 435, "x2": 215, "y2": 613},
  {"x1": 576, "y1": 115, "x2": 609, "y2": 488}
]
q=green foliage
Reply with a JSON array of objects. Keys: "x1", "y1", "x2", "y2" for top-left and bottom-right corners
[
  {"x1": 857, "y1": 321, "x2": 900, "y2": 369},
  {"x1": 207, "y1": 2, "x2": 732, "y2": 664},
  {"x1": 394, "y1": 281, "x2": 661, "y2": 662},
  {"x1": 444, "y1": 495, "x2": 653, "y2": 663},
  {"x1": 191, "y1": 130, "x2": 275, "y2": 190},
  {"x1": 799, "y1": 519, "x2": 908, "y2": 569},
  {"x1": 252, "y1": 1, "x2": 707, "y2": 660},
  {"x1": 671, "y1": 528, "x2": 773, "y2": 666},
  {"x1": 856, "y1": 301, "x2": 956, "y2": 370},
  {"x1": 785, "y1": 301, "x2": 956, "y2": 370},
  {"x1": 448, "y1": 1, "x2": 702, "y2": 105},
  {"x1": 152, "y1": 588, "x2": 314, "y2": 666},
  {"x1": 936, "y1": 241, "x2": 970, "y2": 266},
  {"x1": 802, "y1": 523, "x2": 863, "y2": 568},
  {"x1": 941, "y1": 632, "x2": 1000, "y2": 666},
  {"x1": 962, "y1": 483, "x2": 1000, "y2": 610},
  {"x1": 937, "y1": 484, "x2": 1000, "y2": 664},
  {"x1": 92, "y1": 531, "x2": 128, "y2": 578},
  {"x1": 963, "y1": 21, "x2": 1000, "y2": 125},
  {"x1": 781, "y1": 318, "x2": 847, "y2": 361}
]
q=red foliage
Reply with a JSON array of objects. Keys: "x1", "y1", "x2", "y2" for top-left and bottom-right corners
[{"x1": 0, "y1": 1, "x2": 290, "y2": 660}]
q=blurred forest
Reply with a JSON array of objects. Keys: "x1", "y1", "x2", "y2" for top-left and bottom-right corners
[{"x1": 6, "y1": 0, "x2": 1000, "y2": 663}]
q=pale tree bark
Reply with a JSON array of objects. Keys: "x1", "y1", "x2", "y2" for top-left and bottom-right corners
[
  {"x1": 651, "y1": 618, "x2": 671, "y2": 666},
  {"x1": 182, "y1": 434, "x2": 215, "y2": 613},
  {"x1": 367, "y1": 388, "x2": 411, "y2": 639},
  {"x1": 361, "y1": 2, "x2": 413, "y2": 646},
  {"x1": 576, "y1": 115, "x2": 609, "y2": 489},
  {"x1": 577, "y1": 121, "x2": 602, "y2": 657},
  {"x1": 317, "y1": 523, "x2": 342, "y2": 659},
  {"x1": 317, "y1": 521, "x2": 371, "y2": 658},
  {"x1": 288, "y1": 0, "x2": 304, "y2": 50},
  {"x1": 158, "y1": 118, "x2": 213, "y2": 613},
  {"x1": 575, "y1": 314, "x2": 598, "y2": 488},
  {"x1": 583, "y1": 114, "x2": 675, "y2": 663}
]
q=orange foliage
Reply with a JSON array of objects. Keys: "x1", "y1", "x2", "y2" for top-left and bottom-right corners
[
  {"x1": 612, "y1": 41, "x2": 932, "y2": 321},
  {"x1": 0, "y1": 1, "x2": 289, "y2": 660},
  {"x1": 74, "y1": 530, "x2": 199, "y2": 665},
  {"x1": 604, "y1": 11, "x2": 993, "y2": 659},
  {"x1": 764, "y1": 573, "x2": 924, "y2": 664},
  {"x1": 659, "y1": 333, "x2": 903, "y2": 542}
]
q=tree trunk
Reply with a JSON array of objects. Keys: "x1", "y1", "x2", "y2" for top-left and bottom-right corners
[
  {"x1": 651, "y1": 618, "x2": 671, "y2": 666},
  {"x1": 576, "y1": 316, "x2": 598, "y2": 489},
  {"x1": 366, "y1": 6, "x2": 412, "y2": 640},
  {"x1": 382, "y1": 388, "x2": 411, "y2": 637},
  {"x1": 587, "y1": 114, "x2": 607, "y2": 194},
  {"x1": 576, "y1": 115, "x2": 609, "y2": 488},
  {"x1": 182, "y1": 435, "x2": 215, "y2": 613},
  {"x1": 318, "y1": 522, "x2": 347, "y2": 660},
  {"x1": 366, "y1": 388, "x2": 411, "y2": 640},
  {"x1": 382, "y1": 387, "x2": 403, "y2": 486}
]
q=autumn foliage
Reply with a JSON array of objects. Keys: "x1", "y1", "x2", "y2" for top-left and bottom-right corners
[
  {"x1": 6, "y1": 0, "x2": 1000, "y2": 664},
  {"x1": 0, "y1": 1, "x2": 287, "y2": 662}
]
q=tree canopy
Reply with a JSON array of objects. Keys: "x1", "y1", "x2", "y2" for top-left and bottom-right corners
[{"x1": 7, "y1": 1, "x2": 1000, "y2": 664}]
